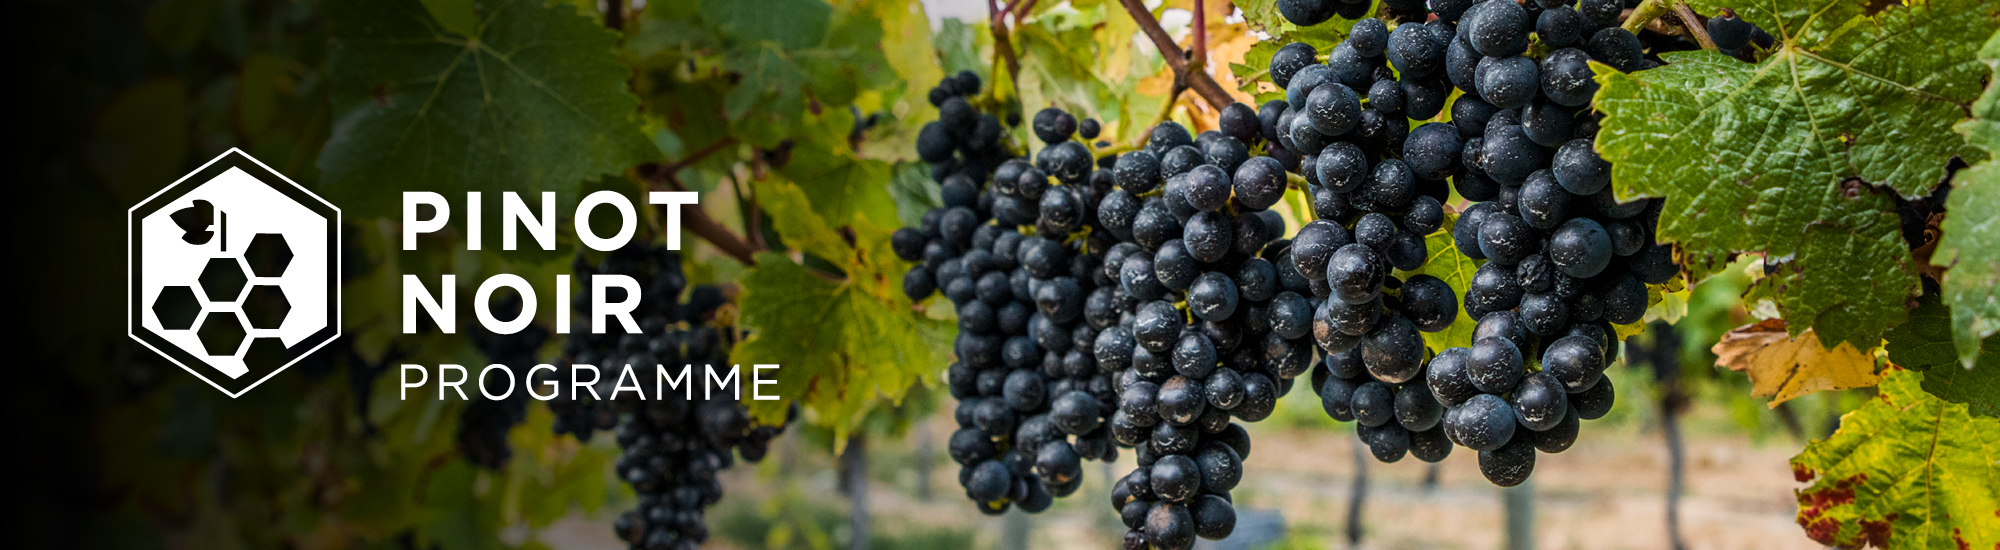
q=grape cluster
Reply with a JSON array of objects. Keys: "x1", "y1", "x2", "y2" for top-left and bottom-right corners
[
  {"x1": 1435, "y1": 0, "x2": 1683, "y2": 487},
  {"x1": 1085, "y1": 111, "x2": 1325, "y2": 548},
  {"x1": 917, "y1": 71, "x2": 1017, "y2": 183},
  {"x1": 899, "y1": 77, "x2": 1125, "y2": 516},
  {"x1": 550, "y1": 244, "x2": 790, "y2": 550},
  {"x1": 1263, "y1": 0, "x2": 1688, "y2": 486},
  {"x1": 459, "y1": 293, "x2": 550, "y2": 469},
  {"x1": 1288, "y1": 0, "x2": 1680, "y2": 488},
  {"x1": 1259, "y1": 6, "x2": 1477, "y2": 470}
]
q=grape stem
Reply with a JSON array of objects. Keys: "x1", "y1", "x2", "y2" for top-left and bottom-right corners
[
  {"x1": 1668, "y1": 1, "x2": 1719, "y2": 52},
  {"x1": 988, "y1": 0, "x2": 1022, "y2": 82},
  {"x1": 1115, "y1": 0, "x2": 1234, "y2": 112},
  {"x1": 1622, "y1": 0, "x2": 1719, "y2": 52},
  {"x1": 1620, "y1": 0, "x2": 1671, "y2": 34}
]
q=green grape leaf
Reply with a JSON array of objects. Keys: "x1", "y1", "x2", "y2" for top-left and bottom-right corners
[
  {"x1": 320, "y1": 0, "x2": 655, "y2": 217},
  {"x1": 1399, "y1": 213, "x2": 1479, "y2": 352},
  {"x1": 777, "y1": 140, "x2": 901, "y2": 229},
  {"x1": 732, "y1": 180, "x2": 953, "y2": 442},
  {"x1": 1920, "y1": 335, "x2": 2000, "y2": 418},
  {"x1": 1885, "y1": 290, "x2": 1957, "y2": 372},
  {"x1": 699, "y1": 0, "x2": 830, "y2": 50},
  {"x1": 633, "y1": 0, "x2": 895, "y2": 149},
  {"x1": 1231, "y1": 40, "x2": 1282, "y2": 97},
  {"x1": 1234, "y1": 0, "x2": 1368, "y2": 44},
  {"x1": 1789, "y1": 367, "x2": 2000, "y2": 549},
  {"x1": 1941, "y1": 30, "x2": 2000, "y2": 367},
  {"x1": 933, "y1": 18, "x2": 989, "y2": 80},
  {"x1": 1594, "y1": 0, "x2": 1995, "y2": 349}
]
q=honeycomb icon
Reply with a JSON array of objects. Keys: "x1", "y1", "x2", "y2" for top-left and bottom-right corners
[{"x1": 129, "y1": 149, "x2": 340, "y2": 397}]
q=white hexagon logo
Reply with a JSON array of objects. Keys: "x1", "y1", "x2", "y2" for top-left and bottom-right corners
[{"x1": 128, "y1": 149, "x2": 341, "y2": 397}]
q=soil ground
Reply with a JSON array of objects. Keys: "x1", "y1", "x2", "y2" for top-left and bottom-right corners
[{"x1": 538, "y1": 412, "x2": 1821, "y2": 550}]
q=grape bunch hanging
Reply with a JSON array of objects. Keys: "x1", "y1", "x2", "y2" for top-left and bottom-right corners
[
  {"x1": 458, "y1": 292, "x2": 550, "y2": 470},
  {"x1": 548, "y1": 244, "x2": 791, "y2": 550},
  {"x1": 897, "y1": 72, "x2": 1126, "y2": 517},
  {"x1": 1090, "y1": 112, "x2": 1304, "y2": 550},
  {"x1": 1269, "y1": 0, "x2": 1688, "y2": 487}
]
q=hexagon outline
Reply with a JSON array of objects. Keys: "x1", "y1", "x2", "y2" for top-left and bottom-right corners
[{"x1": 127, "y1": 148, "x2": 342, "y2": 398}]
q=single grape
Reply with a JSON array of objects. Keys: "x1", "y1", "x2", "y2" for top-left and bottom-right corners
[
  {"x1": 1269, "y1": 42, "x2": 1319, "y2": 89},
  {"x1": 1183, "y1": 211, "x2": 1234, "y2": 263},
  {"x1": 1445, "y1": 393, "x2": 1518, "y2": 452},
  {"x1": 1569, "y1": 374, "x2": 1616, "y2": 419},
  {"x1": 1478, "y1": 436, "x2": 1537, "y2": 487},
  {"x1": 1537, "y1": 6, "x2": 1582, "y2": 47},
  {"x1": 1326, "y1": 244, "x2": 1387, "y2": 305},
  {"x1": 1532, "y1": 408, "x2": 1582, "y2": 453},
  {"x1": 1395, "y1": 382, "x2": 1445, "y2": 432},
  {"x1": 1587, "y1": 27, "x2": 1645, "y2": 72},
  {"x1": 1234, "y1": 156, "x2": 1288, "y2": 211},
  {"x1": 1542, "y1": 335, "x2": 1608, "y2": 392},
  {"x1": 1467, "y1": 336, "x2": 1525, "y2": 394},
  {"x1": 1387, "y1": 22, "x2": 1445, "y2": 78},
  {"x1": 1361, "y1": 315, "x2": 1427, "y2": 384},
  {"x1": 1548, "y1": 218, "x2": 1613, "y2": 279},
  {"x1": 1539, "y1": 48, "x2": 1599, "y2": 107},
  {"x1": 1348, "y1": 17, "x2": 1390, "y2": 56},
  {"x1": 1316, "y1": 141, "x2": 1370, "y2": 193},
  {"x1": 1552, "y1": 138, "x2": 1611, "y2": 195},
  {"x1": 1510, "y1": 373, "x2": 1570, "y2": 431},
  {"x1": 1466, "y1": 0, "x2": 1530, "y2": 57},
  {"x1": 1359, "y1": 422, "x2": 1412, "y2": 462},
  {"x1": 1707, "y1": 10, "x2": 1755, "y2": 52},
  {"x1": 1306, "y1": 83, "x2": 1363, "y2": 137},
  {"x1": 1400, "y1": 274, "x2": 1460, "y2": 333},
  {"x1": 1276, "y1": 0, "x2": 1338, "y2": 27},
  {"x1": 1189, "y1": 493, "x2": 1237, "y2": 541},
  {"x1": 1403, "y1": 122, "x2": 1464, "y2": 181}
]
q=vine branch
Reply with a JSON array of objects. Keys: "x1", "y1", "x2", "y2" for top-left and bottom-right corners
[
  {"x1": 638, "y1": 164, "x2": 762, "y2": 266},
  {"x1": 667, "y1": 137, "x2": 739, "y2": 173},
  {"x1": 1192, "y1": 0, "x2": 1207, "y2": 69},
  {"x1": 1116, "y1": 0, "x2": 1234, "y2": 111}
]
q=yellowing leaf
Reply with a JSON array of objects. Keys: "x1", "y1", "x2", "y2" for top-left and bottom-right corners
[
  {"x1": 1714, "y1": 319, "x2": 1880, "y2": 406},
  {"x1": 1790, "y1": 367, "x2": 2000, "y2": 550},
  {"x1": 732, "y1": 179, "x2": 953, "y2": 443}
]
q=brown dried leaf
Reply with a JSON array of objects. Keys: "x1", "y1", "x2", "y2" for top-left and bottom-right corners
[{"x1": 1714, "y1": 319, "x2": 1882, "y2": 406}]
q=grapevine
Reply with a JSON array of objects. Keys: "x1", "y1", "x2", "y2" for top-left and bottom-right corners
[{"x1": 27, "y1": 0, "x2": 2000, "y2": 550}]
